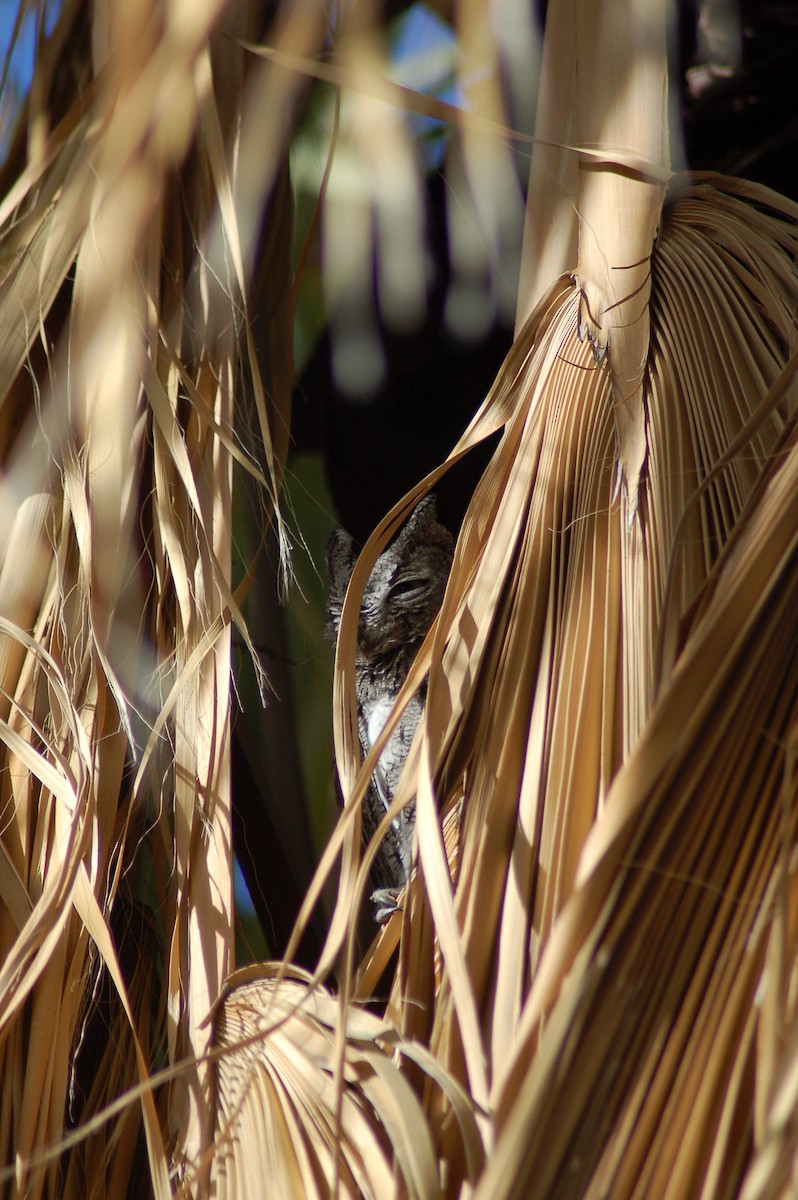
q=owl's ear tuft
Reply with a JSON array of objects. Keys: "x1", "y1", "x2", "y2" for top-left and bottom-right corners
[
  {"x1": 405, "y1": 494, "x2": 438, "y2": 533},
  {"x1": 325, "y1": 528, "x2": 359, "y2": 643},
  {"x1": 396, "y1": 494, "x2": 451, "y2": 555},
  {"x1": 325, "y1": 528, "x2": 357, "y2": 586}
]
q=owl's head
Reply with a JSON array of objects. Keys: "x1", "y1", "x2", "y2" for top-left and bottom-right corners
[{"x1": 358, "y1": 496, "x2": 454, "y2": 657}]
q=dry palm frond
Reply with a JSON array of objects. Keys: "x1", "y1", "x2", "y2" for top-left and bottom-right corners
[
  {"x1": 741, "y1": 822, "x2": 798, "y2": 1200},
  {"x1": 331, "y1": 124, "x2": 798, "y2": 1200},
  {"x1": 474, "y1": 343, "x2": 798, "y2": 1199},
  {"x1": 209, "y1": 966, "x2": 483, "y2": 1199},
  {"x1": 518, "y1": 0, "x2": 672, "y2": 510},
  {"x1": 0, "y1": 0, "x2": 319, "y2": 1193},
  {"x1": 412, "y1": 177, "x2": 793, "y2": 1200}
]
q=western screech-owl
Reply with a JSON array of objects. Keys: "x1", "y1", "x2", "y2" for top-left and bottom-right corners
[{"x1": 326, "y1": 495, "x2": 454, "y2": 921}]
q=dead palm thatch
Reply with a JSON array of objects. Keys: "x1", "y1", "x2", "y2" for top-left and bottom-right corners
[
  {"x1": 2, "y1": 0, "x2": 798, "y2": 1198},
  {"x1": 0, "y1": 0, "x2": 303, "y2": 1193}
]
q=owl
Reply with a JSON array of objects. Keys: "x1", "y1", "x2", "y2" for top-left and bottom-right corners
[{"x1": 326, "y1": 495, "x2": 455, "y2": 921}]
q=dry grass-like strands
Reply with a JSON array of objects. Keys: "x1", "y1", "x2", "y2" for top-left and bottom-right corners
[{"x1": 0, "y1": 0, "x2": 312, "y2": 1193}]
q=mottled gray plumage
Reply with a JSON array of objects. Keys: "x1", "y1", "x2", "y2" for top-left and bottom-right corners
[{"x1": 326, "y1": 495, "x2": 454, "y2": 921}]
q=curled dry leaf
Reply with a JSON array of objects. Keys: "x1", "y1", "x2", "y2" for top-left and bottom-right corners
[{"x1": 209, "y1": 967, "x2": 483, "y2": 1200}]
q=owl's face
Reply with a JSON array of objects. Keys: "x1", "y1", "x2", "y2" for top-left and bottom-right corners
[
  {"x1": 325, "y1": 495, "x2": 454, "y2": 658},
  {"x1": 359, "y1": 540, "x2": 452, "y2": 656}
]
